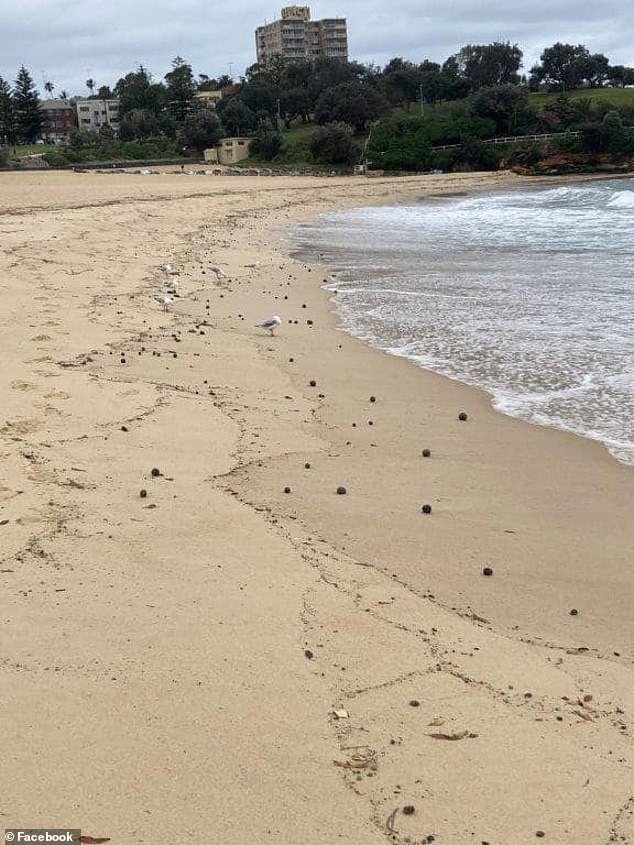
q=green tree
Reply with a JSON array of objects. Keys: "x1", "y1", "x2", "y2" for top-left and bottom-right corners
[
  {"x1": 165, "y1": 56, "x2": 196, "y2": 121},
  {"x1": 314, "y1": 81, "x2": 388, "y2": 131},
  {"x1": 86, "y1": 77, "x2": 96, "y2": 97},
  {"x1": 115, "y1": 66, "x2": 164, "y2": 117},
  {"x1": 309, "y1": 122, "x2": 357, "y2": 164},
  {"x1": 118, "y1": 108, "x2": 162, "y2": 140},
  {"x1": 454, "y1": 43, "x2": 523, "y2": 90},
  {"x1": 13, "y1": 66, "x2": 43, "y2": 143},
  {"x1": 177, "y1": 110, "x2": 223, "y2": 152},
  {"x1": 98, "y1": 85, "x2": 113, "y2": 99},
  {"x1": 0, "y1": 75, "x2": 17, "y2": 144},
  {"x1": 216, "y1": 98, "x2": 256, "y2": 135},
  {"x1": 471, "y1": 85, "x2": 532, "y2": 134},
  {"x1": 529, "y1": 43, "x2": 590, "y2": 91},
  {"x1": 44, "y1": 81, "x2": 54, "y2": 97},
  {"x1": 249, "y1": 119, "x2": 283, "y2": 160},
  {"x1": 366, "y1": 114, "x2": 432, "y2": 170}
]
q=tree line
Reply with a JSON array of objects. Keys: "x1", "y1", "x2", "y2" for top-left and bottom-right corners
[{"x1": 1, "y1": 41, "x2": 633, "y2": 169}]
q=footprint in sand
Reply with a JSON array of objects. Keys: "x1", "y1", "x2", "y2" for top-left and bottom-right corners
[
  {"x1": 10, "y1": 381, "x2": 38, "y2": 392},
  {"x1": 0, "y1": 418, "x2": 41, "y2": 436}
]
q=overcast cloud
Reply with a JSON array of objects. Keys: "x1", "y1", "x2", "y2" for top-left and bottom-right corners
[{"x1": 1, "y1": 0, "x2": 632, "y2": 95}]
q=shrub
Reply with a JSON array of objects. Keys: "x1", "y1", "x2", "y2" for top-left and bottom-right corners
[{"x1": 309, "y1": 122, "x2": 357, "y2": 164}]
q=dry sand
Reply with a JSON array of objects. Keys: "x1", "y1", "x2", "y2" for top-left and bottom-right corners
[{"x1": 1, "y1": 168, "x2": 632, "y2": 845}]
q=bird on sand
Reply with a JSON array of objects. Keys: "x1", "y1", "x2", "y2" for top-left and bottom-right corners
[
  {"x1": 256, "y1": 315, "x2": 282, "y2": 336},
  {"x1": 153, "y1": 294, "x2": 174, "y2": 311},
  {"x1": 159, "y1": 263, "x2": 173, "y2": 273},
  {"x1": 164, "y1": 276, "x2": 179, "y2": 294}
]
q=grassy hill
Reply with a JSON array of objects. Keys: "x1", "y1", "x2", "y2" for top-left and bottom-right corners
[{"x1": 528, "y1": 88, "x2": 634, "y2": 109}]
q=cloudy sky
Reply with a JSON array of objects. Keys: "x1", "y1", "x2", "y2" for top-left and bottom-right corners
[{"x1": 1, "y1": 0, "x2": 632, "y2": 95}]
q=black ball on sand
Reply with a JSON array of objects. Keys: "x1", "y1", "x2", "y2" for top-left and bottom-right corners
[
  {"x1": 403, "y1": 805, "x2": 416, "y2": 816},
  {"x1": 284, "y1": 486, "x2": 291, "y2": 494},
  {"x1": 569, "y1": 608, "x2": 579, "y2": 616},
  {"x1": 421, "y1": 504, "x2": 432, "y2": 514},
  {"x1": 139, "y1": 489, "x2": 148, "y2": 498},
  {"x1": 336, "y1": 486, "x2": 347, "y2": 495},
  {"x1": 121, "y1": 425, "x2": 128, "y2": 432},
  {"x1": 370, "y1": 396, "x2": 376, "y2": 403},
  {"x1": 151, "y1": 468, "x2": 161, "y2": 477},
  {"x1": 304, "y1": 649, "x2": 314, "y2": 659},
  {"x1": 458, "y1": 411, "x2": 468, "y2": 421},
  {"x1": 409, "y1": 699, "x2": 420, "y2": 707},
  {"x1": 309, "y1": 380, "x2": 317, "y2": 387},
  {"x1": 482, "y1": 567, "x2": 493, "y2": 576},
  {"x1": 304, "y1": 462, "x2": 311, "y2": 469},
  {"x1": 422, "y1": 448, "x2": 431, "y2": 457}
]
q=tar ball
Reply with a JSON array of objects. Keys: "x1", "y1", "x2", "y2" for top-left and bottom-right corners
[
  {"x1": 284, "y1": 486, "x2": 291, "y2": 494},
  {"x1": 483, "y1": 567, "x2": 493, "y2": 576},
  {"x1": 421, "y1": 504, "x2": 432, "y2": 514},
  {"x1": 422, "y1": 448, "x2": 431, "y2": 457},
  {"x1": 336, "y1": 486, "x2": 347, "y2": 495},
  {"x1": 458, "y1": 411, "x2": 468, "y2": 421},
  {"x1": 139, "y1": 489, "x2": 148, "y2": 498}
]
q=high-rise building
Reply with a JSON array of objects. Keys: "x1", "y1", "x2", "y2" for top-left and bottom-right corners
[{"x1": 255, "y1": 6, "x2": 348, "y2": 64}]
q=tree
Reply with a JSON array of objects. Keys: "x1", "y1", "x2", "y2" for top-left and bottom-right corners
[
  {"x1": 86, "y1": 77, "x2": 95, "y2": 97},
  {"x1": 98, "y1": 85, "x2": 113, "y2": 99},
  {"x1": 177, "y1": 110, "x2": 223, "y2": 152},
  {"x1": 530, "y1": 43, "x2": 589, "y2": 91},
  {"x1": 0, "y1": 75, "x2": 17, "y2": 144},
  {"x1": 216, "y1": 98, "x2": 256, "y2": 135},
  {"x1": 366, "y1": 114, "x2": 432, "y2": 170},
  {"x1": 44, "y1": 81, "x2": 54, "y2": 98},
  {"x1": 314, "y1": 81, "x2": 388, "y2": 131},
  {"x1": 13, "y1": 66, "x2": 43, "y2": 142},
  {"x1": 309, "y1": 122, "x2": 357, "y2": 164},
  {"x1": 382, "y1": 58, "x2": 421, "y2": 109},
  {"x1": 249, "y1": 119, "x2": 283, "y2": 160},
  {"x1": 471, "y1": 85, "x2": 532, "y2": 134},
  {"x1": 165, "y1": 57, "x2": 196, "y2": 122},
  {"x1": 115, "y1": 66, "x2": 164, "y2": 116},
  {"x1": 118, "y1": 108, "x2": 163, "y2": 140},
  {"x1": 453, "y1": 43, "x2": 523, "y2": 90}
]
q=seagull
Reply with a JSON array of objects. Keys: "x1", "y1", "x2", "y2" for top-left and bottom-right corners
[
  {"x1": 153, "y1": 294, "x2": 174, "y2": 311},
  {"x1": 164, "y1": 276, "x2": 179, "y2": 294},
  {"x1": 159, "y1": 263, "x2": 173, "y2": 274},
  {"x1": 256, "y1": 315, "x2": 282, "y2": 336}
]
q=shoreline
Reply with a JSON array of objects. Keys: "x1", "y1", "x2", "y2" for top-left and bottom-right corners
[{"x1": 1, "y1": 169, "x2": 632, "y2": 844}]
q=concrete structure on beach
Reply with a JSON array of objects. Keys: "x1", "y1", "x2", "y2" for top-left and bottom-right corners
[{"x1": 255, "y1": 6, "x2": 348, "y2": 64}]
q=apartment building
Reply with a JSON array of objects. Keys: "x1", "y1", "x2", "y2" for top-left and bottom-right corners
[
  {"x1": 40, "y1": 100, "x2": 77, "y2": 144},
  {"x1": 75, "y1": 99, "x2": 121, "y2": 134},
  {"x1": 255, "y1": 6, "x2": 348, "y2": 64}
]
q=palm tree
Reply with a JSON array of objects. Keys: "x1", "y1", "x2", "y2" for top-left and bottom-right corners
[
  {"x1": 86, "y1": 78, "x2": 95, "y2": 97},
  {"x1": 44, "y1": 81, "x2": 54, "y2": 98},
  {"x1": 60, "y1": 90, "x2": 68, "y2": 102}
]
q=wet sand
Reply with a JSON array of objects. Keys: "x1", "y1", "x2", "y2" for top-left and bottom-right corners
[{"x1": 1, "y1": 168, "x2": 632, "y2": 844}]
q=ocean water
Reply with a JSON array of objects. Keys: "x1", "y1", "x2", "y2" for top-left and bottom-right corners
[{"x1": 291, "y1": 178, "x2": 634, "y2": 465}]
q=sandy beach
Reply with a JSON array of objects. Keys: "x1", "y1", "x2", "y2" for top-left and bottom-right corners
[{"x1": 1, "y1": 168, "x2": 632, "y2": 845}]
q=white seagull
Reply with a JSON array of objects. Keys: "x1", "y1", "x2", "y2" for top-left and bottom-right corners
[
  {"x1": 159, "y1": 263, "x2": 173, "y2": 274},
  {"x1": 153, "y1": 294, "x2": 174, "y2": 311},
  {"x1": 164, "y1": 276, "x2": 179, "y2": 294},
  {"x1": 256, "y1": 315, "x2": 282, "y2": 336}
]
